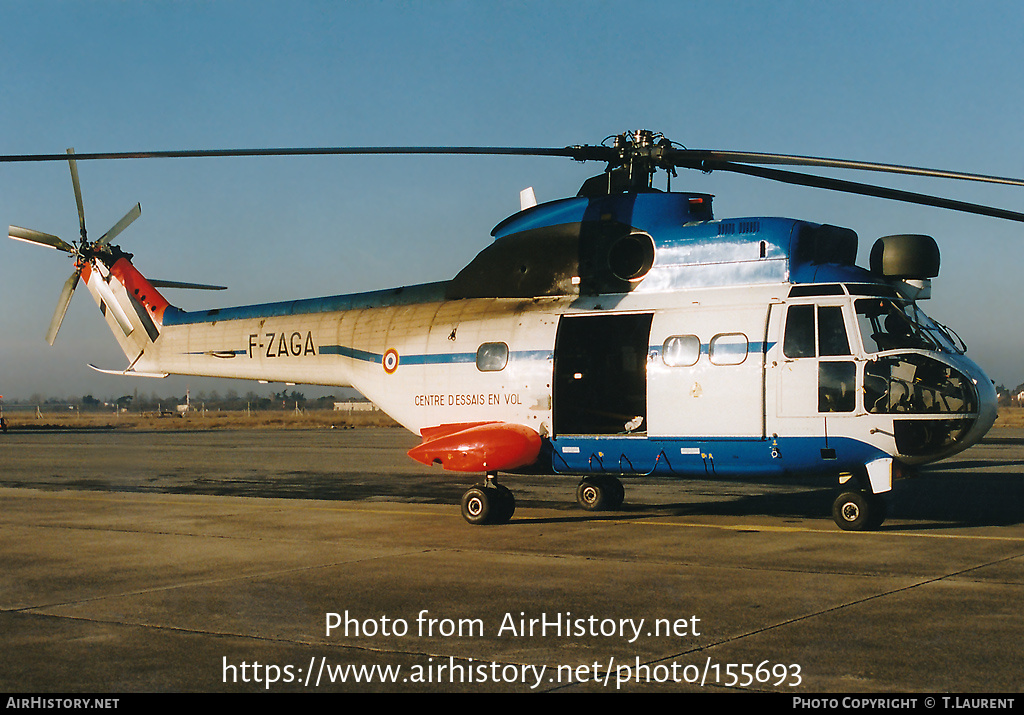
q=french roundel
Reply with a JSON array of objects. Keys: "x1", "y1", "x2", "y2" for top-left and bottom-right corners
[{"x1": 382, "y1": 348, "x2": 399, "y2": 374}]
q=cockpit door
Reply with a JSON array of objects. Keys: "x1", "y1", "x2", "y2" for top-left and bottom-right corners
[{"x1": 767, "y1": 300, "x2": 859, "y2": 439}]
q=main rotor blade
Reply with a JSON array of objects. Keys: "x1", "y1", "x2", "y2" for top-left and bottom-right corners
[
  {"x1": 6, "y1": 140, "x2": 1024, "y2": 222},
  {"x1": 672, "y1": 149, "x2": 1024, "y2": 188},
  {"x1": 149, "y1": 279, "x2": 227, "y2": 290},
  {"x1": 9, "y1": 226, "x2": 75, "y2": 253},
  {"x1": 96, "y1": 203, "x2": 141, "y2": 247},
  {"x1": 4, "y1": 142, "x2": 1022, "y2": 188},
  {"x1": 67, "y1": 148, "x2": 87, "y2": 241},
  {"x1": 6, "y1": 143, "x2": 1020, "y2": 187},
  {"x1": 46, "y1": 269, "x2": 80, "y2": 345},
  {"x1": 702, "y1": 160, "x2": 1024, "y2": 223},
  {"x1": 0, "y1": 145, "x2": 591, "y2": 162}
]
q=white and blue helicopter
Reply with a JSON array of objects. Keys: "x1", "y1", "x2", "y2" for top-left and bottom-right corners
[{"x1": 7, "y1": 130, "x2": 1023, "y2": 530}]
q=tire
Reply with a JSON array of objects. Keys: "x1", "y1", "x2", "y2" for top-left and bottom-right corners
[
  {"x1": 576, "y1": 477, "x2": 609, "y2": 511},
  {"x1": 493, "y1": 484, "x2": 516, "y2": 524},
  {"x1": 461, "y1": 486, "x2": 495, "y2": 525},
  {"x1": 832, "y1": 490, "x2": 886, "y2": 531},
  {"x1": 460, "y1": 484, "x2": 515, "y2": 525},
  {"x1": 865, "y1": 492, "x2": 888, "y2": 530},
  {"x1": 606, "y1": 476, "x2": 625, "y2": 509}
]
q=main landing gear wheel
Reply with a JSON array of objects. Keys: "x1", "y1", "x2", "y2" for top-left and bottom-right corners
[
  {"x1": 832, "y1": 490, "x2": 887, "y2": 531},
  {"x1": 460, "y1": 482, "x2": 515, "y2": 525},
  {"x1": 575, "y1": 475, "x2": 625, "y2": 511}
]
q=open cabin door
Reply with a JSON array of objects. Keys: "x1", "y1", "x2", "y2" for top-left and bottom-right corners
[{"x1": 553, "y1": 313, "x2": 653, "y2": 436}]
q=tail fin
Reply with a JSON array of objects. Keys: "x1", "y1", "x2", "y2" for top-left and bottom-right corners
[
  {"x1": 81, "y1": 250, "x2": 226, "y2": 369},
  {"x1": 80, "y1": 249, "x2": 171, "y2": 360}
]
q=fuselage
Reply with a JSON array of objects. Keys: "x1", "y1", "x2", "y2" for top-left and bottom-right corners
[{"x1": 84, "y1": 191, "x2": 998, "y2": 486}]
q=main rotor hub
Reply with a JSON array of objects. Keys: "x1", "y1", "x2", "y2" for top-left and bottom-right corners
[
  {"x1": 614, "y1": 130, "x2": 656, "y2": 151},
  {"x1": 575, "y1": 130, "x2": 678, "y2": 196}
]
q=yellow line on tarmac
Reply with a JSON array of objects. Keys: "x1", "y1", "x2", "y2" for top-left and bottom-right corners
[{"x1": 621, "y1": 517, "x2": 1024, "y2": 542}]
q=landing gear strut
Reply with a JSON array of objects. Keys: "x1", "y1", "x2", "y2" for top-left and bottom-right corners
[
  {"x1": 575, "y1": 475, "x2": 625, "y2": 511},
  {"x1": 832, "y1": 490, "x2": 887, "y2": 531},
  {"x1": 460, "y1": 472, "x2": 515, "y2": 525}
]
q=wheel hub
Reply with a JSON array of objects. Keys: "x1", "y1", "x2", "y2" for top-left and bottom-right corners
[{"x1": 841, "y1": 502, "x2": 861, "y2": 522}]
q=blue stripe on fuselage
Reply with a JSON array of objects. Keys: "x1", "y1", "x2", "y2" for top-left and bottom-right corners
[
  {"x1": 318, "y1": 345, "x2": 380, "y2": 362},
  {"x1": 308, "y1": 346, "x2": 551, "y2": 366}
]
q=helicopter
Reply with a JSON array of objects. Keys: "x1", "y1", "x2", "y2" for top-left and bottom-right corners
[{"x1": 6, "y1": 130, "x2": 1023, "y2": 531}]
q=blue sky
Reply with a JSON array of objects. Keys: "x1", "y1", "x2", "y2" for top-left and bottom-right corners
[{"x1": 3, "y1": 1, "x2": 1024, "y2": 400}]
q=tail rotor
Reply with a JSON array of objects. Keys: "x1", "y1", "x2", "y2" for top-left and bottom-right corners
[{"x1": 8, "y1": 148, "x2": 142, "y2": 344}]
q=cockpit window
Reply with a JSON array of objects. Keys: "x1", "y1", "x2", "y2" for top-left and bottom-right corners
[
  {"x1": 783, "y1": 304, "x2": 852, "y2": 358},
  {"x1": 855, "y1": 299, "x2": 960, "y2": 354},
  {"x1": 783, "y1": 305, "x2": 815, "y2": 358},
  {"x1": 818, "y1": 306, "x2": 851, "y2": 356},
  {"x1": 863, "y1": 353, "x2": 977, "y2": 415}
]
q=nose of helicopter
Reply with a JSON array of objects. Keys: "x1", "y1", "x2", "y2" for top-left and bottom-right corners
[
  {"x1": 877, "y1": 351, "x2": 998, "y2": 465},
  {"x1": 959, "y1": 358, "x2": 999, "y2": 452},
  {"x1": 927, "y1": 352, "x2": 998, "y2": 461}
]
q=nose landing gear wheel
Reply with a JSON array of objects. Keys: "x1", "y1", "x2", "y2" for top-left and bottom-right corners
[{"x1": 832, "y1": 490, "x2": 887, "y2": 531}]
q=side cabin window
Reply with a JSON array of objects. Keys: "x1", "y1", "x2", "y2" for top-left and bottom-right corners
[
  {"x1": 476, "y1": 342, "x2": 509, "y2": 372},
  {"x1": 662, "y1": 335, "x2": 700, "y2": 367},
  {"x1": 709, "y1": 333, "x2": 748, "y2": 366},
  {"x1": 661, "y1": 334, "x2": 750, "y2": 366}
]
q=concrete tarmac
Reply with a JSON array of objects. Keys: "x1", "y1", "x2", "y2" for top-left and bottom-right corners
[{"x1": 1, "y1": 426, "x2": 1023, "y2": 693}]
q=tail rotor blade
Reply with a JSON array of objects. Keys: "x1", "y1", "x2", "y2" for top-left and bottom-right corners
[
  {"x1": 46, "y1": 269, "x2": 81, "y2": 345},
  {"x1": 9, "y1": 226, "x2": 75, "y2": 253},
  {"x1": 96, "y1": 203, "x2": 141, "y2": 247},
  {"x1": 67, "y1": 148, "x2": 87, "y2": 242}
]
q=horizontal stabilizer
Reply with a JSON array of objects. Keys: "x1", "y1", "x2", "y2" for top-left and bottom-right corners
[
  {"x1": 149, "y1": 279, "x2": 227, "y2": 291},
  {"x1": 88, "y1": 363, "x2": 168, "y2": 378}
]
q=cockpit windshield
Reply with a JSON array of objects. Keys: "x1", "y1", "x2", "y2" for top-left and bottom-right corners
[{"x1": 854, "y1": 298, "x2": 962, "y2": 354}]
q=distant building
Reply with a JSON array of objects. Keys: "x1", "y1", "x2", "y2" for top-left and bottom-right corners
[{"x1": 334, "y1": 401, "x2": 379, "y2": 412}]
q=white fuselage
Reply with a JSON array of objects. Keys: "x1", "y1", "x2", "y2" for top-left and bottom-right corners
[{"x1": 91, "y1": 268, "x2": 994, "y2": 484}]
